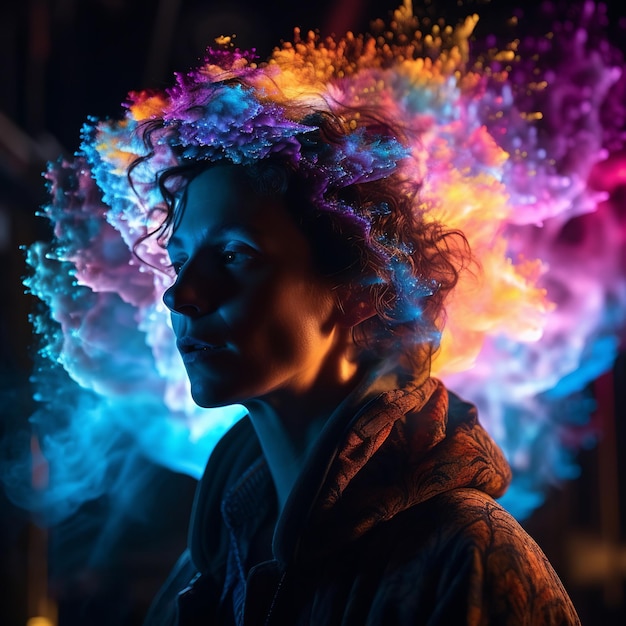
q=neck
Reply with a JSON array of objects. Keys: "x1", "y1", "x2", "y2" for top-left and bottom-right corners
[{"x1": 244, "y1": 363, "x2": 362, "y2": 513}]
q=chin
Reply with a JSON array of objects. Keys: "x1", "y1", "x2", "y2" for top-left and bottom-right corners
[
  {"x1": 191, "y1": 390, "x2": 229, "y2": 409},
  {"x1": 189, "y1": 382, "x2": 240, "y2": 409}
]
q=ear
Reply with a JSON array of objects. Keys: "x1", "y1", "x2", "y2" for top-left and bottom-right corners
[{"x1": 334, "y1": 285, "x2": 377, "y2": 328}]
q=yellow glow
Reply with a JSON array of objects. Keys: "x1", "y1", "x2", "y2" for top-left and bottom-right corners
[
  {"x1": 493, "y1": 50, "x2": 515, "y2": 61},
  {"x1": 521, "y1": 111, "x2": 544, "y2": 120},
  {"x1": 27, "y1": 618, "x2": 55, "y2": 626},
  {"x1": 128, "y1": 92, "x2": 168, "y2": 121}
]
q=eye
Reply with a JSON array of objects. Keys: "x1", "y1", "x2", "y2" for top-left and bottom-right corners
[
  {"x1": 221, "y1": 250, "x2": 240, "y2": 264},
  {"x1": 220, "y1": 243, "x2": 258, "y2": 266}
]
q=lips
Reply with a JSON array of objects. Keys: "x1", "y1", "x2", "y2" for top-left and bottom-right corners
[{"x1": 176, "y1": 336, "x2": 227, "y2": 354}]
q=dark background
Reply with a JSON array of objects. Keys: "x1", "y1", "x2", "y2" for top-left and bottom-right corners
[{"x1": 1, "y1": 1, "x2": 625, "y2": 624}]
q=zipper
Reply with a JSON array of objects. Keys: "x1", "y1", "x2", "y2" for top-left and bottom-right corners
[{"x1": 263, "y1": 569, "x2": 287, "y2": 626}]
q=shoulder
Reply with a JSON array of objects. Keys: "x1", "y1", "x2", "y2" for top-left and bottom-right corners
[
  {"x1": 389, "y1": 488, "x2": 558, "y2": 579},
  {"x1": 143, "y1": 549, "x2": 198, "y2": 626},
  {"x1": 370, "y1": 488, "x2": 581, "y2": 625}
]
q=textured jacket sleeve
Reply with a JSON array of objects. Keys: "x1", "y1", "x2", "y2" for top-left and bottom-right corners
[{"x1": 374, "y1": 489, "x2": 582, "y2": 626}]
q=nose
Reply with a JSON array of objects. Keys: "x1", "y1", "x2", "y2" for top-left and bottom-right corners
[
  {"x1": 163, "y1": 262, "x2": 218, "y2": 318},
  {"x1": 163, "y1": 282, "x2": 199, "y2": 317}
]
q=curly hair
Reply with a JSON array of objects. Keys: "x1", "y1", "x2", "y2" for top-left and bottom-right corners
[{"x1": 129, "y1": 85, "x2": 472, "y2": 370}]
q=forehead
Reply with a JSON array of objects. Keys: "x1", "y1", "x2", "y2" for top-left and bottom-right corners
[
  {"x1": 178, "y1": 165, "x2": 262, "y2": 224},
  {"x1": 167, "y1": 164, "x2": 307, "y2": 254}
]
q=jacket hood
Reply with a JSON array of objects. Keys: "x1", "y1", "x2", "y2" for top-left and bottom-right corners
[
  {"x1": 275, "y1": 376, "x2": 512, "y2": 564},
  {"x1": 189, "y1": 370, "x2": 512, "y2": 574}
]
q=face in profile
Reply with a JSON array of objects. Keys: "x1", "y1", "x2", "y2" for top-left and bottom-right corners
[{"x1": 163, "y1": 164, "x2": 350, "y2": 410}]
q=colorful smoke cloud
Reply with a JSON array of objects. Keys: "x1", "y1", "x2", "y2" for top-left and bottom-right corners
[{"x1": 4, "y1": 0, "x2": 625, "y2": 525}]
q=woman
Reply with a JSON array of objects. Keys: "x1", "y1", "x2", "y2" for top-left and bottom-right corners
[
  {"x1": 126, "y1": 41, "x2": 581, "y2": 626},
  {"x1": 22, "y1": 0, "x2": 599, "y2": 620}
]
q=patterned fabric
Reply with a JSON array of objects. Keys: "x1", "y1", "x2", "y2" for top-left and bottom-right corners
[
  {"x1": 144, "y1": 376, "x2": 581, "y2": 625},
  {"x1": 220, "y1": 459, "x2": 275, "y2": 626}
]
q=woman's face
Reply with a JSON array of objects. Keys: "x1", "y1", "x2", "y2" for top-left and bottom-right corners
[{"x1": 163, "y1": 165, "x2": 349, "y2": 409}]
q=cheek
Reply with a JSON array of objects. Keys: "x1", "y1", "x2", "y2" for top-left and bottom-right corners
[
  {"x1": 269, "y1": 287, "x2": 336, "y2": 353},
  {"x1": 230, "y1": 280, "x2": 335, "y2": 358}
]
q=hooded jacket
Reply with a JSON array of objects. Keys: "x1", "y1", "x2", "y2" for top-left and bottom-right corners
[{"x1": 144, "y1": 375, "x2": 581, "y2": 625}]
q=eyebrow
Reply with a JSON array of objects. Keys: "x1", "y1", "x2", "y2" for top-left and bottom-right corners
[{"x1": 166, "y1": 224, "x2": 263, "y2": 250}]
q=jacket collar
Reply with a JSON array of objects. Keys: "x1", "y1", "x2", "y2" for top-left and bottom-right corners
[
  {"x1": 189, "y1": 365, "x2": 512, "y2": 573},
  {"x1": 274, "y1": 373, "x2": 511, "y2": 566}
]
